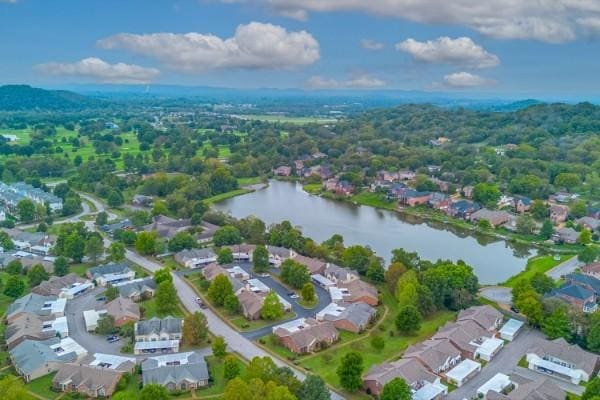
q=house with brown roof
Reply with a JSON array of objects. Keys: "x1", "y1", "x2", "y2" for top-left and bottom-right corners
[
  {"x1": 274, "y1": 166, "x2": 292, "y2": 176},
  {"x1": 317, "y1": 302, "x2": 377, "y2": 333},
  {"x1": 457, "y1": 305, "x2": 504, "y2": 332},
  {"x1": 403, "y1": 339, "x2": 462, "y2": 375},
  {"x1": 486, "y1": 374, "x2": 565, "y2": 400},
  {"x1": 363, "y1": 357, "x2": 447, "y2": 398},
  {"x1": 292, "y1": 254, "x2": 327, "y2": 275},
  {"x1": 273, "y1": 318, "x2": 338, "y2": 354},
  {"x1": 582, "y1": 262, "x2": 600, "y2": 280},
  {"x1": 433, "y1": 320, "x2": 504, "y2": 361},
  {"x1": 201, "y1": 263, "x2": 228, "y2": 281},
  {"x1": 550, "y1": 204, "x2": 569, "y2": 224},
  {"x1": 237, "y1": 290, "x2": 264, "y2": 320},
  {"x1": 5, "y1": 313, "x2": 58, "y2": 349},
  {"x1": 143, "y1": 215, "x2": 192, "y2": 240},
  {"x1": 53, "y1": 364, "x2": 123, "y2": 398},
  {"x1": 338, "y1": 279, "x2": 379, "y2": 306},
  {"x1": 31, "y1": 274, "x2": 90, "y2": 297},
  {"x1": 470, "y1": 209, "x2": 511, "y2": 227},
  {"x1": 105, "y1": 296, "x2": 140, "y2": 327},
  {"x1": 526, "y1": 338, "x2": 599, "y2": 384}
]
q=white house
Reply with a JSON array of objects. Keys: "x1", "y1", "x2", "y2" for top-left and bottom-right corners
[
  {"x1": 445, "y1": 359, "x2": 481, "y2": 387},
  {"x1": 499, "y1": 318, "x2": 525, "y2": 341}
]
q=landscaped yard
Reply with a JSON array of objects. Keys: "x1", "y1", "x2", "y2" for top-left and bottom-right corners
[
  {"x1": 204, "y1": 189, "x2": 252, "y2": 204},
  {"x1": 351, "y1": 192, "x2": 396, "y2": 211},
  {"x1": 502, "y1": 254, "x2": 572, "y2": 288},
  {"x1": 26, "y1": 372, "x2": 60, "y2": 400},
  {"x1": 198, "y1": 355, "x2": 247, "y2": 398},
  {"x1": 139, "y1": 296, "x2": 185, "y2": 319}
]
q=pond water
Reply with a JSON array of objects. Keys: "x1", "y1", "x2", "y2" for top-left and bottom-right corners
[{"x1": 214, "y1": 180, "x2": 536, "y2": 284}]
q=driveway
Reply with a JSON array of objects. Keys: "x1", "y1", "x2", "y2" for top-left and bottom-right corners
[
  {"x1": 546, "y1": 256, "x2": 582, "y2": 280},
  {"x1": 446, "y1": 328, "x2": 544, "y2": 400},
  {"x1": 479, "y1": 286, "x2": 512, "y2": 305}
]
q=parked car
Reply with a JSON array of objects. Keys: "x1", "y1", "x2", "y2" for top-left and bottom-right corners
[
  {"x1": 290, "y1": 294, "x2": 300, "y2": 299},
  {"x1": 258, "y1": 273, "x2": 270, "y2": 278},
  {"x1": 510, "y1": 306, "x2": 520, "y2": 314},
  {"x1": 106, "y1": 335, "x2": 120, "y2": 343},
  {"x1": 96, "y1": 296, "x2": 106, "y2": 301}
]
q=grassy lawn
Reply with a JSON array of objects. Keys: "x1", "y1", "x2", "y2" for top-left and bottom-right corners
[
  {"x1": 140, "y1": 296, "x2": 185, "y2": 319},
  {"x1": 237, "y1": 177, "x2": 264, "y2": 186},
  {"x1": 198, "y1": 355, "x2": 247, "y2": 398},
  {"x1": 230, "y1": 311, "x2": 296, "y2": 331},
  {"x1": 351, "y1": 192, "x2": 396, "y2": 211},
  {"x1": 502, "y1": 254, "x2": 572, "y2": 288},
  {"x1": 26, "y1": 372, "x2": 60, "y2": 400},
  {"x1": 204, "y1": 189, "x2": 252, "y2": 204},
  {"x1": 302, "y1": 183, "x2": 322, "y2": 195}
]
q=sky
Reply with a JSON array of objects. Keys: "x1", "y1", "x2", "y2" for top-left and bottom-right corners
[{"x1": 2, "y1": 0, "x2": 600, "y2": 98}]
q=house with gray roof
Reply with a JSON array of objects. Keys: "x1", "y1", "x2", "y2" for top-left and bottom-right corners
[
  {"x1": 10, "y1": 337, "x2": 87, "y2": 382},
  {"x1": 143, "y1": 215, "x2": 192, "y2": 240},
  {"x1": 549, "y1": 283, "x2": 598, "y2": 313},
  {"x1": 526, "y1": 338, "x2": 599, "y2": 384},
  {"x1": 6, "y1": 293, "x2": 66, "y2": 323},
  {"x1": 317, "y1": 302, "x2": 376, "y2": 333},
  {"x1": 486, "y1": 374, "x2": 565, "y2": 400},
  {"x1": 457, "y1": 305, "x2": 504, "y2": 332},
  {"x1": 31, "y1": 273, "x2": 91, "y2": 298},
  {"x1": 324, "y1": 263, "x2": 359, "y2": 285},
  {"x1": 404, "y1": 339, "x2": 462, "y2": 375},
  {"x1": 114, "y1": 277, "x2": 157, "y2": 301},
  {"x1": 87, "y1": 263, "x2": 134, "y2": 286},
  {"x1": 142, "y1": 352, "x2": 209, "y2": 391},
  {"x1": 174, "y1": 248, "x2": 217, "y2": 268},
  {"x1": 135, "y1": 317, "x2": 183, "y2": 342}
]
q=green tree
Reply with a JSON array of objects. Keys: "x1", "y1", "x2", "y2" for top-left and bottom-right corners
[
  {"x1": 531, "y1": 272, "x2": 554, "y2": 294},
  {"x1": 370, "y1": 335, "x2": 385, "y2": 351},
  {"x1": 212, "y1": 335, "x2": 227, "y2": 358},
  {"x1": 578, "y1": 229, "x2": 592, "y2": 245},
  {"x1": 530, "y1": 200, "x2": 549, "y2": 220},
  {"x1": 586, "y1": 315, "x2": 600, "y2": 352},
  {"x1": 472, "y1": 182, "x2": 501, "y2": 207},
  {"x1": 385, "y1": 262, "x2": 407, "y2": 292},
  {"x1": 395, "y1": 305, "x2": 422, "y2": 335},
  {"x1": 53, "y1": 256, "x2": 69, "y2": 276},
  {"x1": 554, "y1": 172, "x2": 581, "y2": 191},
  {"x1": 95, "y1": 211, "x2": 108, "y2": 226},
  {"x1": 421, "y1": 261, "x2": 478, "y2": 310},
  {"x1": 0, "y1": 375, "x2": 30, "y2": 400},
  {"x1": 135, "y1": 231, "x2": 158, "y2": 255},
  {"x1": 337, "y1": 352, "x2": 364, "y2": 392},
  {"x1": 301, "y1": 283, "x2": 315, "y2": 303},
  {"x1": 85, "y1": 235, "x2": 104, "y2": 263},
  {"x1": 155, "y1": 280, "x2": 178, "y2": 315},
  {"x1": 261, "y1": 291, "x2": 284, "y2": 320},
  {"x1": 539, "y1": 219, "x2": 554, "y2": 239},
  {"x1": 96, "y1": 315, "x2": 116, "y2": 335},
  {"x1": 391, "y1": 248, "x2": 420, "y2": 269},
  {"x1": 224, "y1": 294, "x2": 240, "y2": 313},
  {"x1": 154, "y1": 267, "x2": 172, "y2": 285},
  {"x1": 366, "y1": 259, "x2": 385, "y2": 282},
  {"x1": 542, "y1": 306, "x2": 571, "y2": 340},
  {"x1": 17, "y1": 199, "x2": 36, "y2": 222},
  {"x1": 104, "y1": 285, "x2": 119, "y2": 301},
  {"x1": 582, "y1": 377, "x2": 600, "y2": 400},
  {"x1": 381, "y1": 377, "x2": 412, "y2": 400},
  {"x1": 182, "y1": 311, "x2": 208, "y2": 345},
  {"x1": 140, "y1": 383, "x2": 169, "y2": 400},
  {"x1": 108, "y1": 241, "x2": 126, "y2": 262},
  {"x1": 218, "y1": 248, "x2": 234, "y2": 264},
  {"x1": 245, "y1": 356, "x2": 277, "y2": 382},
  {"x1": 516, "y1": 215, "x2": 536, "y2": 235},
  {"x1": 280, "y1": 259, "x2": 310, "y2": 289},
  {"x1": 579, "y1": 247, "x2": 599, "y2": 264},
  {"x1": 253, "y1": 245, "x2": 270, "y2": 273},
  {"x1": 342, "y1": 245, "x2": 372, "y2": 275},
  {"x1": 4, "y1": 276, "x2": 25, "y2": 298},
  {"x1": 5, "y1": 260, "x2": 23, "y2": 275},
  {"x1": 168, "y1": 231, "x2": 197, "y2": 252},
  {"x1": 223, "y1": 377, "x2": 251, "y2": 400},
  {"x1": 223, "y1": 355, "x2": 241, "y2": 380},
  {"x1": 151, "y1": 200, "x2": 168, "y2": 216},
  {"x1": 107, "y1": 190, "x2": 124, "y2": 207},
  {"x1": 0, "y1": 231, "x2": 14, "y2": 251},
  {"x1": 570, "y1": 200, "x2": 588, "y2": 219},
  {"x1": 298, "y1": 375, "x2": 330, "y2": 400},
  {"x1": 27, "y1": 264, "x2": 49, "y2": 287},
  {"x1": 208, "y1": 274, "x2": 234, "y2": 306},
  {"x1": 213, "y1": 225, "x2": 242, "y2": 247}
]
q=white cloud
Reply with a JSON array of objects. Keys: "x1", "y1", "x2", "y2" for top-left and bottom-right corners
[
  {"x1": 577, "y1": 17, "x2": 600, "y2": 34},
  {"x1": 97, "y1": 22, "x2": 320, "y2": 72},
  {"x1": 35, "y1": 57, "x2": 160, "y2": 84},
  {"x1": 442, "y1": 71, "x2": 494, "y2": 88},
  {"x1": 305, "y1": 73, "x2": 385, "y2": 89},
  {"x1": 360, "y1": 39, "x2": 384, "y2": 50},
  {"x1": 266, "y1": 0, "x2": 600, "y2": 43},
  {"x1": 396, "y1": 36, "x2": 499, "y2": 68}
]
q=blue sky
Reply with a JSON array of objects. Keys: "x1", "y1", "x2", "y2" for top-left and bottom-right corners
[{"x1": 2, "y1": 0, "x2": 600, "y2": 98}]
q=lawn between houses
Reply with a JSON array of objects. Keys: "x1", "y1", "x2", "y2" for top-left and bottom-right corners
[
  {"x1": 257, "y1": 284, "x2": 456, "y2": 399},
  {"x1": 186, "y1": 272, "x2": 296, "y2": 332},
  {"x1": 502, "y1": 254, "x2": 573, "y2": 288}
]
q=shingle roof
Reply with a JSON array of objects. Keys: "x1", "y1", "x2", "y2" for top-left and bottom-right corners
[
  {"x1": 404, "y1": 339, "x2": 461, "y2": 372},
  {"x1": 142, "y1": 352, "x2": 208, "y2": 386},
  {"x1": 530, "y1": 338, "x2": 599, "y2": 376},
  {"x1": 364, "y1": 357, "x2": 438, "y2": 388},
  {"x1": 135, "y1": 317, "x2": 182, "y2": 336},
  {"x1": 457, "y1": 305, "x2": 503, "y2": 330},
  {"x1": 53, "y1": 364, "x2": 123, "y2": 394},
  {"x1": 88, "y1": 263, "x2": 131, "y2": 278},
  {"x1": 105, "y1": 296, "x2": 140, "y2": 322},
  {"x1": 10, "y1": 338, "x2": 77, "y2": 375},
  {"x1": 554, "y1": 283, "x2": 595, "y2": 301},
  {"x1": 116, "y1": 278, "x2": 157, "y2": 298},
  {"x1": 31, "y1": 274, "x2": 87, "y2": 297}
]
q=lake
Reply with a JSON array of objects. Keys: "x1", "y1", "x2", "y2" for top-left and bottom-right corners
[{"x1": 214, "y1": 180, "x2": 537, "y2": 284}]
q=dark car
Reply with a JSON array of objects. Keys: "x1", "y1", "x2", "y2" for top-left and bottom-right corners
[
  {"x1": 96, "y1": 296, "x2": 106, "y2": 301},
  {"x1": 510, "y1": 306, "x2": 520, "y2": 314},
  {"x1": 107, "y1": 335, "x2": 120, "y2": 343}
]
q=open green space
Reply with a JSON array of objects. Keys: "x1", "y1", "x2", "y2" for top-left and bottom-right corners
[
  {"x1": 204, "y1": 188, "x2": 252, "y2": 204},
  {"x1": 502, "y1": 254, "x2": 572, "y2": 288},
  {"x1": 351, "y1": 192, "x2": 396, "y2": 210},
  {"x1": 26, "y1": 372, "x2": 59, "y2": 400},
  {"x1": 139, "y1": 296, "x2": 185, "y2": 319},
  {"x1": 302, "y1": 183, "x2": 322, "y2": 195},
  {"x1": 237, "y1": 176, "x2": 264, "y2": 186}
]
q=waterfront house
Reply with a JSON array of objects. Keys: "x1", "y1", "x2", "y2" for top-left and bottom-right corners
[
  {"x1": 399, "y1": 190, "x2": 431, "y2": 207},
  {"x1": 273, "y1": 166, "x2": 292, "y2": 176},
  {"x1": 526, "y1": 338, "x2": 599, "y2": 384},
  {"x1": 470, "y1": 209, "x2": 511, "y2": 227},
  {"x1": 338, "y1": 279, "x2": 379, "y2": 306},
  {"x1": 448, "y1": 200, "x2": 480, "y2": 219},
  {"x1": 549, "y1": 283, "x2": 598, "y2": 313},
  {"x1": 514, "y1": 196, "x2": 532, "y2": 213},
  {"x1": 550, "y1": 204, "x2": 569, "y2": 224},
  {"x1": 267, "y1": 245, "x2": 295, "y2": 266},
  {"x1": 457, "y1": 305, "x2": 504, "y2": 332},
  {"x1": 576, "y1": 216, "x2": 600, "y2": 232},
  {"x1": 323, "y1": 263, "x2": 359, "y2": 285},
  {"x1": 292, "y1": 254, "x2": 327, "y2": 275},
  {"x1": 552, "y1": 227, "x2": 579, "y2": 244},
  {"x1": 428, "y1": 192, "x2": 451, "y2": 210}
]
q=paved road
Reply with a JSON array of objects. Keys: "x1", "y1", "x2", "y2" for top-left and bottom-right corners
[
  {"x1": 479, "y1": 286, "x2": 513, "y2": 305},
  {"x1": 446, "y1": 328, "x2": 544, "y2": 400},
  {"x1": 546, "y1": 256, "x2": 582, "y2": 280}
]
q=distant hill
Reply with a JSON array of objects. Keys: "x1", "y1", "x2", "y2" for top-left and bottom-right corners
[{"x1": 0, "y1": 85, "x2": 102, "y2": 111}]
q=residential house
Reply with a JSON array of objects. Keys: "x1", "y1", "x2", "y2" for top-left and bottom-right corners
[
  {"x1": 549, "y1": 283, "x2": 597, "y2": 313},
  {"x1": 470, "y1": 209, "x2": 511, "y2": 227},
  {"x1": 498, "y1": 319, "x2": 525, "y2": 342},
  {"x1": 267, "y1": 245, "x2": 295, "y2": 266},
  {"x1": 5, "y1": 313, "x2": 68, "y2": 350},
  {"x1": 227, "y1": 266, "x2": 250, "y2": 281},
  {"x1": 31, "y1": 274, "x2": 91, "y2": 298},
  {"x1": 550, "y1": 192, "x2": 579, "y2": 204},
  {"x1": 433, "y1": 320, "x2": 503, "y2": 361},
  {"x1": 582, "y1": 262, "x2": 600, "y2": 280},
  {"x1": 398, "y1": 170, "x2": 416, "y2": 181},
  {"x1": 105, "y1": 296, "x2": 140, "y2": 327},
  {"x1": 445, "y1": 359, "x2": 482, "y2": 387},
  {"x1": 83, "y1": 353, "x2": 136, "y2": 372},
  {"x1": 273, "y1": 318, "x2": 339, "y2": 354},
  {"x1": 565, "y1": 273, "x2": 600, "y2": 296},
  {"x1": 226, "y1": 244, "x2": 256, "y2": 261},
  {"x1": 514, "y1": 196, "x2": 532, "y2": 213},
  {"x1": 363, "y1": 357, "x2": 447, "y2": 398},
  {"x1": 143, "y1": 215, "x2": 192, "y2": 240},
  {"x1": 3, "y1": 228, "x2": 54, "y2": 252},
  {"x1": 550, "y1": 204, "x2": 569, "y2": 224},
  {"x1": 52, "y1": 364, "x2": 123, "y2": 398},
  {"x1": 0, "y1": 182, "x2": 62, "y2": 214},
  {"x1": 486, "y1": 374, "x2": 565, "y2": 400},
  {"x1": 292, "y1": 254, "x2": 327, "y2": 275},
  {"x1": 114, "y1": 277, "x2": 157, "y2": 301},
  {"x1": 338, "y1": 279, "x2": 379, "y2": 306},
  {"x1": 576, "y1": 216, "x2": 600, "y2": 232},
  {"x1": 237, "y1": 290, "x2": 265, "y2": 320},
  {"x1": 462, "y1": 186, "x2": 474, "y2": 199},
  {"x1": 317, "y1": 302, "x2": 376, "y2": 333},
  {"x1": 197, "y1": 221, "x2": 219, "y2": 244},
  {"x1": 142, "y1": 352, "x2": 209, "y2": 391},
  {"x1": 83, "y1": 310, "x2": 106, "y2": 332},
  {"x1": 497, "y1": 195, "x2": 515, "y2": 209},
  {"x1": 428, "y1": 192, "x2": 451, "y2": 211},
  {"x1": 399, "y1": 190, "x2": 431, "y2": 207},
  {"x1": 457, "y1": 305, "x2": 504, "y2": 332},
  {"x1": 526, "y1": 338, "x2": 599, "y2": 384},
  {"x1": 174, "y1": 248, "x2": 217, "y2": 268},
  {"x1": 10, "y1": 337, "x2": 87, "y2": 382},
  {"x1": 552, "y1": 227, "x2": 579, "y2": 244},
  {"x1": 323, "y1": 263, "x2": 359, "y2": 285},
  {"x1": 135, "y1": 317, "x2": 182, "y2": 342},
  {"x1": 273, "y1": 166, "x2": 292, "y2": 176},
  {"x1": 311, "y1": 274, "x2": 335, "y2": 288},
  {"x1": 132, "y1": 194, "x2": 153, "y2": 207},
  {"x1": 87, "y1": 263, "x2": 135, "y2": 286},
  {"x1": 430, "y1": 177, "x2": 449, "y2": 192},
  {"x1": 6, "y1": 293, "x2": 66, "y2": 323},
  {"x1": 448, "y1": 200, "x2": 481, "y2": 219},
  {"x1": 202, "y1": 263, "x2": 228, "y2": 281},
  {"x1": 404, "y1": 339, "x2": 462, "y2": 375}
]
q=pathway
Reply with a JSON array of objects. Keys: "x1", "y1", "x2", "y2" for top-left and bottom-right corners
[{"x1": 545, "y1": 255, "x2": 582, "y2": 280}]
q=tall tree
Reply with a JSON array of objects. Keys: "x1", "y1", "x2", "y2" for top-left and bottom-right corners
[
  {"x1": 27, "y1": 264, "x2": 49, "y2": 287},
  {"x1": 208, "y1": 274, "x2": 234, "y2": 306},
  {"x1": 261, "y1": 291, "x2": 284, "y2": 320},
  {"x1": 155, "y1": 280, "x2": 178, "y2": 315},
  {"x1": 381, "y1": 378, "x2": 412, "y2": 400},
  {"x1": 139, "y1": 383, "x2": 169, "y2": 400},
  {"x1": 253, "y1": 245, "x2": 270, "y2": 273},
  {"x1": 297, "y1": 375, "x2": 330, "y2": 400},
  {"x1": 395, "y1": 305, "x2": 422, "y2": 335},
  {"x1": 337, "y1": 352, "x2": 364, "y2": 392},
  {"x1": 108, "y1": 241, "x2": 126, "y2": 262},
  {"x1": 212, "y1": 336, "x2": 227, "y2": 358},
  {"x1": 85, "y1": 235, "x2": 104, "y2": 263},
  {"x1": 53, "y1": 256, "x2": 69, "y2": 277},
  {"x1": 223, "y1": 355, "x2": 241, "y2": 380},
  {"x1": 17, "y1": 199, "x2": 36, "y2": 222},
  {"x1": 182, "y1": 311, "x2": 208, "y2": 345},
  {"x1": 218, "y1": 248, "x2": 234, "y2": 264},
  {"x1": 542, "y1": 307, "x2": 572, "y2": 340}
]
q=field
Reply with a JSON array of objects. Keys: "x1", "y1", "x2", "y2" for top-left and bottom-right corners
[
  {"x1": 502, "y1": 254, "x2": 572, "y2": 288},
  {"x1": 234, "y1": 114, "x2": 338, "y2": 125}
]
